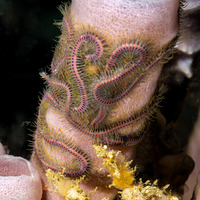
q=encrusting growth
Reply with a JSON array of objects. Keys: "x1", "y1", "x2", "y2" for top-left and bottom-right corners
[
  {"x1": 45, "y1": 169, "x2": 92, "y2": 200},
  {"x1": 93, "y1": 144, "x2": 180, "y2": 200},
  {"x1": 45, "y1": 144, "x2": 180, "y2": 199},
  {"x1": 93, "y1": 144, "x2": 135, "y2": 190}
]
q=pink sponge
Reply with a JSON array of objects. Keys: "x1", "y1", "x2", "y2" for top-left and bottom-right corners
[{"x1": 0, "y1": 155, "x2": 42, "y2": 200}]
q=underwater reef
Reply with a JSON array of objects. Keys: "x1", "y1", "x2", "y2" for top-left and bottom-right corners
[{"x1": 1, "y1": 0, "x2": 200, "y2": 199}]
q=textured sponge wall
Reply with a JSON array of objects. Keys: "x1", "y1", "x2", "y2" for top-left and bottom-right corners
[{"x1": 71, "y1": 0, "x2": 179, "y2": 47}]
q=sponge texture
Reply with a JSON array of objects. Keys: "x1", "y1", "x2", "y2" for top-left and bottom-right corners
[
  {"x1": 0, "y1": 155, "x2": 42, "y2": 200},
  {"x1": 71, "y1": 0, "x2": 179, "y2": 47}
]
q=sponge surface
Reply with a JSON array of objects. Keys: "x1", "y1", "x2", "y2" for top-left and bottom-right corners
[{"x1": 71, "y1": 0, "x2": 179, "y2": 47}]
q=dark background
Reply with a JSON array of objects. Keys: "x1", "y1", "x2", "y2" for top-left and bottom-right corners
[{"x1": 0, "y1": 0, "x2": 70, "y2": 158}]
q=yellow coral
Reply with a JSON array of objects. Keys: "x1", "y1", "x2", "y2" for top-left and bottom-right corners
[
  {"x1": 93, "y1": 144, "x2": 181, "y2": 200},
  {"x1": 120, "y1": 179, "x2": 180, "y2": 200},
  {"x1": 121, "y1": 183, "x2": 180, "y2": 200},
  {"x1": 45, "y1": 145, "x2": 180, "y2": 200},
  {"x1": 93, "y1": 144, "x2": 135, "y2": 190},
  {"x1": 45, "y1": 169, "x2": 92, "y2": 200}
]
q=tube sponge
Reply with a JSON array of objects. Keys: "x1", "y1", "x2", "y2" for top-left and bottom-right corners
[{"x1": 0, "y1": 155, "x2": 42, "y2": 200}]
